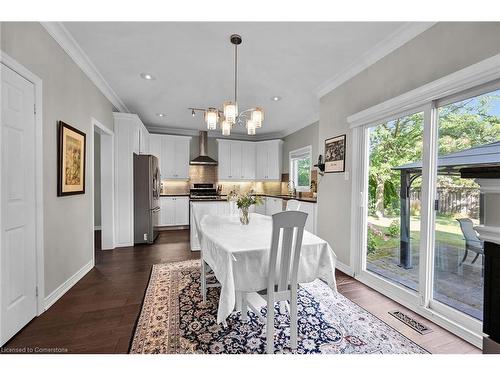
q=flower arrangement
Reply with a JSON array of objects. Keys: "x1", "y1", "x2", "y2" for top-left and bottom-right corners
[{"x1": 235, "y1": 191, "x2": 263, "y2": 224}]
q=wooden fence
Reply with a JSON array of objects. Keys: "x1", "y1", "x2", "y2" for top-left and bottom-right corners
[{"x1": 410, "y1": 188, "x2": 480, "y2": 219}]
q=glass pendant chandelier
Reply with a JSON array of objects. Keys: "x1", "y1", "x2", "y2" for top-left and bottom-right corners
[
  {"x1": 221, "y1": 118, "x2": 232, "y2": 136},
  {"x1": 189, "y1": 34, "x2": 264, "y2": 135},
  {"x1": 205, "y1": 108, "x2": 218, "y2": 130},
  {"x1": 246, "y1": 119, "x2": 256, "y2": 135}
]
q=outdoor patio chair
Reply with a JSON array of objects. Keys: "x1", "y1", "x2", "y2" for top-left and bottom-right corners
[{"x1": 456, "y1": 218, "x2": 484, "y2": 266}]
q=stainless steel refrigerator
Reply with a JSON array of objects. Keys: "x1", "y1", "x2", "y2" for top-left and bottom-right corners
[{"x1": 133, "y1": 154, "x2": 160, "y2": 244}]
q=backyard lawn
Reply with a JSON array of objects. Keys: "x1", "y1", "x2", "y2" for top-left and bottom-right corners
[{"x1": 367, "y1": 215, "x2": 471, "y2": 260}]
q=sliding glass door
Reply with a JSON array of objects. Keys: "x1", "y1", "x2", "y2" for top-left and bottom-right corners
[
  {"x1": 356, "y1": 80, "x2": 500, "y2": 345},
  {"x1": 365, "y1": 111, "x2": 424, "y2": 292},
  {"x1": 431, "y1": 86, "x2": 500, "y2": 321}
]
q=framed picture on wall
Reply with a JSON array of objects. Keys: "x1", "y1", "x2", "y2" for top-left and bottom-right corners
[
  {"x1": 57, "y1": 121, "x2": 86, "y2": 196},
  {"x1": 324, "y1": 134, "x2": 346, "y2": 173}
]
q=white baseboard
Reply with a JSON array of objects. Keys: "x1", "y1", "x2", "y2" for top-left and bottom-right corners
[
  {"x1": 43, "y1": 259, "x2": 94, "y2": 311},
  {"x1": 335, "y1": 260, "x2": 354, "y2": 277}
]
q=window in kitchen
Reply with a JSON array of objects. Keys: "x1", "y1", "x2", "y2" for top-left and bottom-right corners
[{"x1": 289, "y1": 146, "x2": 312, "y2": 192}]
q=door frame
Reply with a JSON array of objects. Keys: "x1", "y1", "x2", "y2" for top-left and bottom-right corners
[
  {"x1": 0, "y1": 51, "x2": 45, "y2": 319},
  {"x1": 91, "y1": 118, "x2": 115, "y2": 251}
]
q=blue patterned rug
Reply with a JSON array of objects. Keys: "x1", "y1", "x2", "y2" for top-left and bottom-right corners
[{"x1": 130, "y1": 260, "x2": 428, "y2": 354}]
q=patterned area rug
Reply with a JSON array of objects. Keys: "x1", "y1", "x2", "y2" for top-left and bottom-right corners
[{"x1": 130, "y1": 260, "x2": 428, "y2": 354}]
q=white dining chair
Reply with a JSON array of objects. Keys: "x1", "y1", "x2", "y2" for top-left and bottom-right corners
[
  {"x1": 192, "y1": 206, "x2": 220, "y2": 301},
  {"x1": 285, "y1": 199, "x2": 301, "y2": 211},
  {"x1": 240, "y1": 210, "x2": 308, "y2": 354}
]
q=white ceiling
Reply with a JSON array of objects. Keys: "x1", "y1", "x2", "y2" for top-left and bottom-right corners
[{"x1": 62, "y1": 22, "x2": 422, "y2": 136}]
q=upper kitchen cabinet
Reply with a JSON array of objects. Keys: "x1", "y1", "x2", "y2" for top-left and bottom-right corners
[
  {"x1": 217, "y1": 140, "x2": 256, "y2": 180},
  {"x1": 241, "y1": 142, "x2": 256, "y2": 180},
  {"x1": 151, "y1": 134, "x2": 191, "y2": 180},
  {"x1": 255, "y1": 139, "x2": 283, "y2": 181},
  {"x1": 218, "y1": 139, "x2": 280, "y2": 181}
]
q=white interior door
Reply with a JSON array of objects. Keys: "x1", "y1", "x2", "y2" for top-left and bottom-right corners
[{"x1": 1, "y1": 64, "x2": 38, "y2": 345}]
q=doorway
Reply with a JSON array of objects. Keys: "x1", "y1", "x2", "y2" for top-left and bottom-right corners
[
  {"x1": 92, "y1": 118, "x2": 114, "y2": 255},
  {"x1": 0, "y1": 55, "x2": 44, "y2": 346}
]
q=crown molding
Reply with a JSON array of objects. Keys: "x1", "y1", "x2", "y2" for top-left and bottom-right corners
[
  {"x1": 316, "y1": 22, "x2": 436, "y2": 98},
  {"x1": 280, "y1": 115, "x2": 319, "y2": 138},
  {"x1": 147, "y1": 125, "x2": 284, "y2": 141},
  {"x1": 41, "y1": 22, "x2": 129, "y2": 113},
  {"x1": 347, "y1": 52, "x2": 500, "y2": 128}
]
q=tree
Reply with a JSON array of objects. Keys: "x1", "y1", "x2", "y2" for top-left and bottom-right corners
[
  {"x1": 369, "y1": 113, "x2": 423, "y2": 217},
  {"x1": 368, "y1": 90, "x2": 500, "y2": 218}
]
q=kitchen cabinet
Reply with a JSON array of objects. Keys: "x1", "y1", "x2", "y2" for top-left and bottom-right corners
[
  {"x1": 218, "y1": 139, "x2": 278, "y2": 181},
  {"x1": 217, "y1": 140, "x2": 256, "y2": 180},
  {"x1": 241, "y1": 142, "x2": 256, "y2": 179},
  {"x1": 299, "y1": 201, "x2": 317, "y2": 234},
  {"x1": 255, "y1": 198, "x2": 266, "y2": 215},
  {"x1": 230, "y1": 142, "x2": 242, "y2": 179},
  {"x1": 151, "y1": 134, "x2": 191, "y2": 180},
  {"x1": 217, "y1": 141, "x2": 231, "y2": 179},
  {"x1": 160, "y1": 196, "x2": 189, "y2": 226},
  {"x1": 265, "y1": 197, "x2": 283, "y2": 216},
  {"x1": 255, "y1": 140, "x2": 283, "y2": 181}
]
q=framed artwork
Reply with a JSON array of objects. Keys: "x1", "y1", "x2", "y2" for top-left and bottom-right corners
[
  {"x1": 58, "y1": 121, "x2": 86, "y2": 196},
  {"x1": 324, "y1": 134, "x2": 346, "y2": 173}
]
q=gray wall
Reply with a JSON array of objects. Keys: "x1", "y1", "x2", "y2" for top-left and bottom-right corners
[
  {"x1": 94, "y1": 131, "x2": 101, "y2": 227},
  {"x1": 282, "y1": 121, "x2": 319, "y2": 173},
  {"x1": 318, "y1": 22, "x2": 500, "y2": 266},
  {"x1": 1, "y1": 22, "x2": 115, "y2": 296}
]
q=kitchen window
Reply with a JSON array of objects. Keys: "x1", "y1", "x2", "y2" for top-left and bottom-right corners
[{"x1": 289, "y1": 146, "x2": 312, "y2": 192}]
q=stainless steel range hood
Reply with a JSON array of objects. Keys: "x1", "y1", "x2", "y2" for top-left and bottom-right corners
[{"x1": 190, "y1": 131, "x2": 218, "y2": 165}]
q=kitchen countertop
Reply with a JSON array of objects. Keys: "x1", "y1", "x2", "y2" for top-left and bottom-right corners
[
  {"x1": 161, "y1": 193, "x2": 317, "y2": 203},
  {"x1": 256, "y1": 194, "x2": 317, "y2": 203},
  {"x1": 189, "y1": 194, "x2": 317, "y2": 203}
]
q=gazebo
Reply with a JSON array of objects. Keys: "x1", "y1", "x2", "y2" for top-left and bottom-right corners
[{"x1": 393, "y1": 141, "x2": 500, "y2": 269}]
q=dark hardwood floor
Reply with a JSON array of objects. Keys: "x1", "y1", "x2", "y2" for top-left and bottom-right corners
[{"x1": 2, "y1": 229, "x2": 479, "y2": 354}]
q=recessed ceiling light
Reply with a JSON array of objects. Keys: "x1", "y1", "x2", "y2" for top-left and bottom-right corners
[
  {"x1": 156, "y1": 113, "x2": 166, "y2": 118},
  {"x1": 140, "y1": 73, "x2": 155, "y2": 80},
  {"x1": 271, "y1": 96, "x2": 282, "y2": 101}
]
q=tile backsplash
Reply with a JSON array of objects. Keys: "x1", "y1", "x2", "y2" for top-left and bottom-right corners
[{"x1": 160, "y1": 165, "x2": 312, "y2": 196}]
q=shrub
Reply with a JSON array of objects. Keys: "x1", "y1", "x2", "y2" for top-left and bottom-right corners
[
  {"x1": 367, "y1": 228, "x2": 378, "y2": 254},
  {"x1": 387, "y1": 219, "x2": 400, "y2": 237}
]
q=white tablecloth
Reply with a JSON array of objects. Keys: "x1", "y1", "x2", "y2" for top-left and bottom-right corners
[{"x1": 199, "y1": 213, "x2": 337, "y2": 323}]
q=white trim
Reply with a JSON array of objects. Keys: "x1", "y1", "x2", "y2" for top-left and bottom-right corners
[
  {"x1": 43, "y1": 260, "x2": 94, "y2": 311},
  {"x1": 316, "y1": 22, "x2": 436, "y2": 98},
  {"x1": 351, "y1": 102, "x2": 484, "y2": 348},
  {"x1": 0, "y1": 51, "x2": 45, "y2": 316},
  {"x1": 475, "y1": 225, "x2": 500, "y2": 245},
  {"x1": 280, "y1": 114, "x2": 319, "y2": 138},
  {"x1": 348, "y1": 52, "x2": 500, "y2": 128},
  {"x1": 147, "y1": 124, "x2": 285, "y2": 142},
  {"x1": 335, "y1": 260, "x2": 354, "y2": 277},
  {"x1": 289, "y1": 145, "x2": 312, "y2": 192},
  {"x1": 40, "y1": 22, "x2": 129, "y2": 113},
  {"x1": 92, "y1": 117, "x2": 115, "y2": 250}
]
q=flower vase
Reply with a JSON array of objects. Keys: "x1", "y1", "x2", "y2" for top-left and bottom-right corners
[{"x1": 239, "y1": 207, "x2": 250, "y2": 225}]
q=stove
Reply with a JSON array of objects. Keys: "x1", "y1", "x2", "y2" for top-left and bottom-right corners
[{"x1": 190, "y1": 183, "x2": 219, "y2": 200}]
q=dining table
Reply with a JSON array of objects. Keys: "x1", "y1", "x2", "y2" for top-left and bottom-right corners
[{"x1": 198, "y1": 212, "x2": 337, "y2": 324}]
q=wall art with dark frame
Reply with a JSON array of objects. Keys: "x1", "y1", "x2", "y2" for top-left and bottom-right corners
[
  {"x1": 324, "y1": 134, "x2": 346, "y2": 173},
  {"x1": 57, "y1": 121, "x2": 86, "y2": 196}
]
